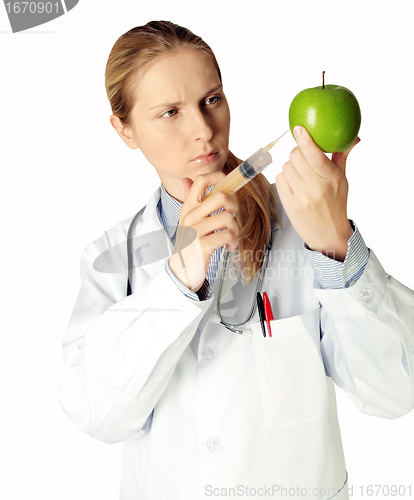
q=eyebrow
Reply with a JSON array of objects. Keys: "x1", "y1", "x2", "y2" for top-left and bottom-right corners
[{"x1": 149, "y1": 84, "x2": 223, "y2": 111}]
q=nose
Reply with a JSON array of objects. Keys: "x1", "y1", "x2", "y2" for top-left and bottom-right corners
[{"x1": 190, "y1": 109, "x2": 214, "y2": 143}]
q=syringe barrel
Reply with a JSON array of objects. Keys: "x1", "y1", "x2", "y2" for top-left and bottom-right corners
[
  {"x1": 239, "y1": 149, "x2": 273, "y2": 179},
  {"x1": 202, "y1": 148, "x2": 273, "y2": 201}
]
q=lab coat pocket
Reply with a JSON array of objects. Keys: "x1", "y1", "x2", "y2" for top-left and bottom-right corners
[{"x1": 251, "y1": 307, "x2": 329, "y2": 430}]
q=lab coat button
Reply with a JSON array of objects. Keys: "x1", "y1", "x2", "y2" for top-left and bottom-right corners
[
  {"x1": 172, "y1": 304, "x2": 184, "y2": 316},
  {"x1": 201, "y1": 346, "x2": 216, "y2": 360},
  {"x1": 360, "y1": 287, "x2": 373, "y2": 303},
  {"x1": 206, "y1": 436, "x2": 220, "y2": 451}
]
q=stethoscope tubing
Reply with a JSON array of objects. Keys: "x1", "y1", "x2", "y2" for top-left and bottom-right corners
[
  {"x1": 126, "y1": 206, "x2": 146, "y2": 297},
  {"x1": 216, "y1": 238, "x2": 272, "y2": 334},
  {"x1": 126, "y1": 205, "x2": 272, "y2": 335}
]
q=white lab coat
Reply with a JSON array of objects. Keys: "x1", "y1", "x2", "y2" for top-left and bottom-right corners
[{"x1": 58, "y1": 185, "x2": 414, "y2": 500}]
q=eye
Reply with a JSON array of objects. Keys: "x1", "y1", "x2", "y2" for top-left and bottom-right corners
[
  {"x1": 161, "y1": 108, "x2": 178, "y2": 118},
  {"x1": 204, "y1": 96, "x2": 221, "y2": 106}
]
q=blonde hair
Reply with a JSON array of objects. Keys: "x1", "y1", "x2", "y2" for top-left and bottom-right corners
[{"x1": 105, "y1": 20, "x2": 279, "y2": 282}]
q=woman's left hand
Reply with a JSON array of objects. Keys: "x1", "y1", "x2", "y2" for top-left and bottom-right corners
[{"x1": 276, "y1": 126, "x2": 360, "y2": 262}]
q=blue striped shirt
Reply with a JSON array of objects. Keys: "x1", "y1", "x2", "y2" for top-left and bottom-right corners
[
  {"x1": 159, "y1": 184, "x2": 223, "y2": 301},
  {"x1": 158, "y1": 184, "x2": 369, "y2": 300}
]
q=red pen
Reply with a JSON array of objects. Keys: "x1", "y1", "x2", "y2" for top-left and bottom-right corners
[{"x1": 262, "y1": 292, "x2": 274, "y2": 337}]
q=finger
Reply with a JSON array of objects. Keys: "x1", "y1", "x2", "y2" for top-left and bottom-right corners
[
  {"x1": 206, "y1": 190, "x2": 238, "y2": 214},
  {"x1": 182, "y1": 178, "x2": 193, "y2": 201},
  {"x1": 331, "y1": 137, "x2": 361, "y2": 175},
  {"x1": 293, "y1": 126, "x2": 332, "y2": 178},
  {"x1": 275, "y1": 172, "x2": 294, "y2": 204},
  {"x1": 192, "y1": 190, "x2": 238, "y2": 222},
  {"x1": 185, "y1": 171, "x2": 227, "y2": 203},
  {"x1": 204, "y1": 228, "x2": 239, "y2": 254},
  {"x1": 287, "y1": 147, "x2": 318, "y2": 185},
  {"x1": 281, "y1": 160, "x2": 306, "y2": 194},
  {"x1": 197, "y1": 210, "x2": 239, "y2": 238}
]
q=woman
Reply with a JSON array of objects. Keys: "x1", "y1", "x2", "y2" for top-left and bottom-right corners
[{"x1": 58, "y1": 21, "x2": 414, "y2": 499}]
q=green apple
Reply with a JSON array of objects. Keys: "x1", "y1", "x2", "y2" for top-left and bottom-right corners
[{"x1": 288, "y1": 73, "x2": 361, "y2": 153}]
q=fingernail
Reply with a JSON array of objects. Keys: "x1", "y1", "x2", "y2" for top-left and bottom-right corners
[{"x1": 294, "y1": 126, "x2": 303, "y2": 139}]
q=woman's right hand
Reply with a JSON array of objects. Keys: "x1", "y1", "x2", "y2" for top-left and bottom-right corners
[{"x1": 168, "y1": 171, "x2": 239, "y2": 293}]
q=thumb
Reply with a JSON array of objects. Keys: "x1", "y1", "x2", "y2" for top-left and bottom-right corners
[
  {"x1": 332, "y1": 136, "x2": 361, "y2": 174},
  {"x1": 182, "y1": 177, "x2": 193, "y2": 201}
]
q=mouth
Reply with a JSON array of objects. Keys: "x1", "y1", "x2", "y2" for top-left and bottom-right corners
[{"x1": 191, "y1": 151, "x2": 219, "y2": 164}]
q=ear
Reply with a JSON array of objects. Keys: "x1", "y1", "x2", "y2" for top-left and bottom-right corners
[{"x1": 109, "y1": 114, "x2": 140, "y2": 150}]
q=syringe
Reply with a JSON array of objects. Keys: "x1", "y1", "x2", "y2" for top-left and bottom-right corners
[{"x1": 202, "y1": 129, "x2": 290, "y2": 201}]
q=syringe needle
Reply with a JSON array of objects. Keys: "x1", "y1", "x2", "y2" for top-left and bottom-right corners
[
  {"x1": 262, "y1": 141, "x2": 275, "y2": 153},
  {"x1": 263, "y1": 128, "x2": 290, "y2": 153}
]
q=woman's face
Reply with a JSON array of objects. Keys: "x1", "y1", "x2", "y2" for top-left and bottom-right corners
[{"x1": 113, "y1": 49, "x2": 231, "y2": 202}]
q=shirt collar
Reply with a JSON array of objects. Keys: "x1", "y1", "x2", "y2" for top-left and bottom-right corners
[
  {"x1": 159, "y1": 183, "x2": 182, "y2": 236},
  {"x1": 158, "y1": 184, "x2": 214, "y2": 235}
]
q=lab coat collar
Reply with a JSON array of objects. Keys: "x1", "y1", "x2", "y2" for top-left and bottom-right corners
[
  {"x1": 135, "y1": 185, "x2": 164, "y2": 235},
  {"x1": 131, "y1": 186, "x2": 173, "y2": 280}
]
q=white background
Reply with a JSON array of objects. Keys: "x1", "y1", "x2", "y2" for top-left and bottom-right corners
[{"x1": 1, "y1": 0, "x2": 413, "y2": 498}]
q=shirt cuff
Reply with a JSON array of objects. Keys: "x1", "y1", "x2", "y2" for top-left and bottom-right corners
[
  {"x1": 304, "y1": 220, "x2": 370, "y2": 289},
  {"x1": 165, "y1": 259, "x2": 212, "y2": 301}
]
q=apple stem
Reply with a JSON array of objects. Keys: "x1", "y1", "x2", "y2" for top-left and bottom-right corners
[{"x1": 322, "y1": 71, "x2": 325, "y2": 89}]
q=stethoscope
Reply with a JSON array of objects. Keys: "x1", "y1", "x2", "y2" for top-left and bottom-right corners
[
  {"x1": 126, "y1": 205, "x2": 272, "y2": 336},
  {"x1": 211, "y1": 237, "x2": 272, "y2": 336}
]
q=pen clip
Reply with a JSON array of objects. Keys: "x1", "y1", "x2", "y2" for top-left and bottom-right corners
[
  {"x1": 263, "y1": 292, "x2": 274, "y2": 338},
  {"x1": 256, "y1": 292, "x2": 266, "y2": 337}
]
